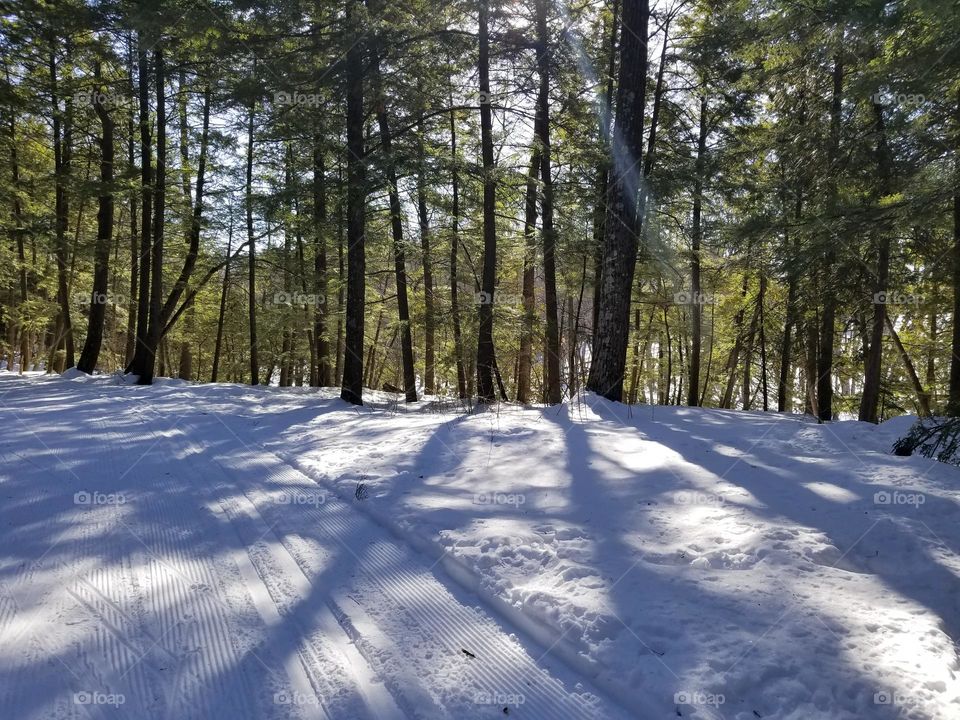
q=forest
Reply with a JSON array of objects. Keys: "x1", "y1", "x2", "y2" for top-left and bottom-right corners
[{"x1": 1, "y1": 0, "x2": 958, "y2": 420}]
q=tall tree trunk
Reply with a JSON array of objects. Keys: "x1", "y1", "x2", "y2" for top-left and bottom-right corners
[
  {"x1": 416, "y1": 115, "x2": 436, "y2": 395},
  {"x1": 517, "y1": 147, "x2": 540, "y2": 403},
  {"x1": 449, "y1": 104, "x2": 467, "y2": 399},
  {"x1": 586, "y1": 0, "x2": 649, "y2": 401},
  {"x1": 369, "y1": 32, "x2": 417, "y2": 403},
  {"x1": 138, "y1": 48, "x2": 166, "y2": 384},
  {"x1": 211, "y1": 217, "x2": 233, "y2": 383},
  {"x1": 245, "y1": 86, "x2": 259, "y2": 385},
  {"x1": 591, "y1": 0, "x2": 619, "y2": 339},
  {"x1": 5, "y1": 59, "x2": 28, "y2": 372},
  {"x1": 78, "y1": 63, "x2": 114, "y2": 373},
  {"x1": 859, "y1": 101, "x2": 894, "y2": 422},
  {"x1": 312, "y1": 136, "x2": 331, "y2": 386},
  {"x1": 125, "y1": 36, "x2": 138, "y2": 367},
  {"x1": 131, "y1": 37, "x2": 152, "y2": 376},
  {"x1": 340, "y1": 0, "x2": 366, "y2": 405},
  {"x1": 49, "y1": 44, "x2": 74, "y2": 370},
  {"x1": 475, "y1": 0, "x2": 499, "y2": 402},
  {"x1": 947, "y1": 90, "x2": 960, "y2": 414},
  {"x1": 535, "y1": 0, "x2": 562, "y2": 404},
  {"x1": 817, "y1": 50, "x2": 843, "y2": 420},
  {"x1": 688, "y1": 91, "x2": 707, "y2": 406}
]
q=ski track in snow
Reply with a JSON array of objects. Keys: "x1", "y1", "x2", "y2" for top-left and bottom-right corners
[{"x1": 0, "y1": 374, "x2": 627, "y2": 720}]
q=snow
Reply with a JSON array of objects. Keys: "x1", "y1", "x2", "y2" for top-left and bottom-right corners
[{"x1": 1, "y1": 372, "x2": 958, "y2": 719}]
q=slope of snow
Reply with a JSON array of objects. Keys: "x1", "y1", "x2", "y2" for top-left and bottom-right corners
[{"x1": 1, "y1": 372, "x2": 958, "y2": 719}]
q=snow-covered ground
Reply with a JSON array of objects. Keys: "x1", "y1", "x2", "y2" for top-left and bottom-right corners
[{"x1": 1, "y1": 372, "x2": 958, "y2": 719}]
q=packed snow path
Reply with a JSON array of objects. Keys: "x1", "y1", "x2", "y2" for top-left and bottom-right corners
[
  {"x1": 2, "y1": 373, "x2": 959, "y2": 719},
  {"x1": 0, "y1": 374, "x2": 625, "y2": 720}
]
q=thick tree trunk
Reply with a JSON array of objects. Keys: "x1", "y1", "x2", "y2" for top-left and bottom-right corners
[
  {"x1": 476, "y1": 0, "x2": 499, "y2": 402},
  {"x1": 591, "y1": 0, "x2": 619, "y2": 340},
  {"x1": 341, "y1": 0, "x2": 366, "y2": 405},
  {"x1": 587, "y1": 0, "x2": 649, "y2": 401},
  {"x1": 78, "y1": 63, "x2": 114, "y2": 374}
]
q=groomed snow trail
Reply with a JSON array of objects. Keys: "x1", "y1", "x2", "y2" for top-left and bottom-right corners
[{"x1": 0, "y1": 374, "x2": 628, "y2": 719}]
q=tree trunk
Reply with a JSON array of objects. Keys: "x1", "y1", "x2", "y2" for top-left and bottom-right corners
[
  {"x1": 885, "y1": 314, "x2": 931, "y2": 417},
  {"x1": 688, "y1": 92, "x2": 706, "y2": 406},
  {"x1": 587, "y1": 0, "x2": 649, "y2": 402},
  {"x1": 370, "y1": 36, "x2": 417, "y2": 403},
  {"x1": 449, "y1": 104, "x2": 467, "y2": 399},
  {"x1": 341, "y1": 0, "x2": 366, "y2": 405},
  {"x1": 517, "y1": 147, "x2": 540, "y2": 404},
  {"x1": 475, "y1": 0, "x2": 499, "y2": 403},
  {"x1": 49, "y1": 44, "x2": 75, "y2": 370},
  {"x1": 591, "y1": 0, "x2": 619, "y2": 340},
  {"x1": 817, "y1": 50, "x2": 843, "y2": 421},
  {"x1": 859, "y1": 101, "x2": 894, "y2": 422},
  {"x1": 211, "y1": 218, "x2": 232, "y2": 383},
  {"x1": 312, "y1": 136, "x2": 331, "y2": 386},
  {"x1": 245, "y1": 85, "x2": 259, "y2": 385},
  {"x1": 130, "y1": 37, "x2": 152, "y2": 376},
  {"x1": 416, "y1": 114, "x2": 436, "y2": 395},
  {"x1": 947, "y1": 90, "x2": 960, "y2": 414},
  {"x1": 535, "y1": 0, "x2": 562, "y2": 404},
  {"x1": 78, "y1": 63, "x2": 114, "y2": 374}
]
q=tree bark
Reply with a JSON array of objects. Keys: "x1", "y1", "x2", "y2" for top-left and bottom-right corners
[
  {"x1": 341, "y1": 0, "x2": 367, "y2": 405},
  {"x1": 586, "y1": 0, "x2": 649, "y2": 401},
  {"x1": 859, "y1": 100, "x2": 894, "y2": 422},
  {"x1": 369, "y1": 30, "x2": 417, "y2": 402},
  {"x1": 817, "y1": 50, "x2": 843, "y2": 420},
  {"x1": 517, "y1": 147, "x2": 540, "y2": 403},
  {"x1": 78, "y1": 63, "x2": 114, "y2": 374},
  {"x1": 535, "y1": 0, "x2": 562, "y2": 404},
  {"x1": 449, "y1": 104, "x2": 467, "y2": 399},
  {"x1": 476, "y1": 0, "x2": 499, "y2": 403},
  {"x1": 688, "y1": 91, "x2": 706, "y2": 406}
]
